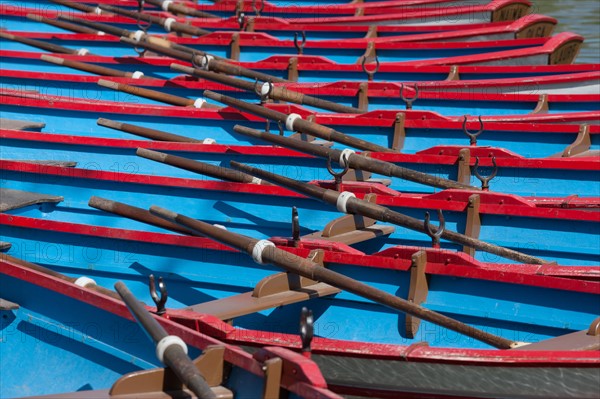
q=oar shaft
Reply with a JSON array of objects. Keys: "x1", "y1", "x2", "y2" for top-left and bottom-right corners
[
  {"x1": 204, "y1": 91, "x2": 391, "y2": 153},
  {"x1": 26, "y1": 13, "x2": 100, "y2": 34},
  {"x1": 150, "y1": 206, "x2": 515, "y2": 349},
  {"x1": 97, "y1": 79, "x2": 203, "y2": 107},
  {"x1": 171, "y1": 64, "x2": 363, "y2": 114},
  {"x1": 50, "y1": 0, "x2": 100, "y2": 13},
  {"x1": 88, "y1": 196, "x2": 196, "y2": 236},
  {"x1": 230, "y1": 162, "x2": 549, "y2": 265},
  {"x1": 98, "y1": 4, "x2": 211, "y2": 36},
  {"x1": 115, "y1": 282, "x2": 216, "y2": 399},
  {"x1": 233, "y1": 125, "x2": 477, "y2": 190},
  {"x1": 58, "y1": 14, "x2": 131, "y2": 37},
  {"x1": 136, "y1": 148, "x2": 267, "y2": 184},
  {"x1": 97, "y1": 118, "x2": 201, "y2": 142},
  {"x1": 120, "y1": 37, "x2": 289, "y2": 83},
  {"x1": 0, "y1": 31, "x2": 83, "y2": 55},
  {"x1": 41, "y1": 54, "x2": 137, "y2": 78}
]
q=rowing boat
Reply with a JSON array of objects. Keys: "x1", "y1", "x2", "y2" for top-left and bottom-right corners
[
  {"x1": 1, "y1": 160, "x2": 598, "y2": 265},
  {"x1": 0, "y1": 254, "x2": 341, "y2": 399},
  {"x1": 1, "y1": 198, "x2": 599, "y2": 397}
]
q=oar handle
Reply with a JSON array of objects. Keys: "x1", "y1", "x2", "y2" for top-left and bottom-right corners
[
  {"x1": 203, "y1": 90, "x2": 392, "y2": 153},
  {"x1": 41, "y1": 55, "x2": 137, "y2": 78},
  {"x1": 136, "y1": 148, "x2": 269, "y2": 184},
  {"x1": 149, "y1": 206, "x2": 516, "y2": 350},
  {"x1": 0, "y1": 31, "x2": 85, "y2": 55},
  {"x1": 26, "y1": 13, "x2": 100, "y2": 34},
  {"x1": 115, "y1": 282, "x2": 216, "y2": 399},
  {"x1": 50, "y1": 0, "x2": 101, "y2": 13},
  {"x1": 145, "y1": 0, "x2": 219, "y2": 19},
  {"x1": 97, "y1": 118, "x2": 202, "y2": 143}
]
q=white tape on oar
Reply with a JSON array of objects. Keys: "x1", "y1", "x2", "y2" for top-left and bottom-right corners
[
  {"x1": 252, "y1": 240, "x2": 275, "y2": 264},
  {"x1": 131, "y1": 71, "x2": 144, "y2": 79},
  {"x1": 77, "y1": 48, "x2": 90, "y2": 56},
  {"x1": 163, "y1": 18, "x2": 176, "y2": 32},
  {"x1": 74, "y1": 276, "x2": 96, "y2": 288},
  {"x1": 156, "y1": 335, "x2": 188, "y2": 363},
  {"x1": 213, "y1": 224, "x2": 227, "y2": 230},
  {"x1": 260, "y1": 82, "x2": 271, "y2": 96},
  {"x1": 339, "y1": 149, "x2": 355, "y2": 168},
  {"x1": 251, "y1": 177, "x2": 262, "y2": 185},
  {"x1": 202, "y1": 138, "x2": 216, "y2": 144},
  {"x1": 336, "y1": 191, "x2": 356, "y2": 214},
  {"x1": 285, "y1": 113, "x2": 302, "y2": 131},
  {"x1": 200, "y1": 55, "x2": 214, "y2": 70},
  {"x1": 94, "y1": 7, "x2": 102, "y2": 15},
  {"x1": 161, "y1": 0, "x2": 173, "y2": 11},
  {"x1": 97, "y1": 31, "x2": 106, "y2": 36},
  {"x1": 133, "y1": 30, "x2": 145, "y2": 42},
  {"x1": 193, "y1": 98, "x2": 205, "y2": 108}
]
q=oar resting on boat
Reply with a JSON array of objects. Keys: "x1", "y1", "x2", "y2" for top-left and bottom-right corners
[
  {"x1": 228, "y1": 161, "x2": 549, "y2": 266},
  {"x1": 115, "y1": 281, "x2": 217, "y2": 399},
  {"x1": 148, "y1": 204, "x2": 516, "y2": 350}
]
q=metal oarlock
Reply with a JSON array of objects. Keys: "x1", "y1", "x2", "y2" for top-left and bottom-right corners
[
  {"x1": 254, "y1": 79, "x2": 273, "y2": 104},
  {"x1": 473, "y1": 156, "x2": 498, "y2": 191},
  {"x1": 463, "y1": 115, "x2": 485, "y2": 146},
  {"x1": 134, "y1": 0, "x2": 151, "y2": 56},
  {"x1": 252, "y1": 0, "x2": 264, "y2": 16},
  {"x1": 294, "y1": 32, "x2": 307, "y2": 55},
  {"x1": 300, "y1": 307, "x2": 314, "y2": 358},
  {"x1": 237, "y1": 12, "x2": 246, "y2": 30},
  {"x1": 292, "y1": 206, "x2": 300, "y2": 246},
  {"x1": 399, "y1": 83, "x2": 419, "y2": 110},
  {"x1": 149, "y1": 274, "x2": 168, "y2": 315},
  {"x1": 326, "y1": 156, "x2": 351, "y2": 191},
  {"x1": 277, "y1": 120, "x2": 285, "y2": 136},
  {"x1": 361, "y1": 55, "x2": 380, "y2": 82},
  {"x1": 424, "y1": 210, "x2": 445, "y2": 248}
]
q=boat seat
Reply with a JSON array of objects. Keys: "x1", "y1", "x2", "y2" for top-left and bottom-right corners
[
  {"x1": 0, "y1": 188, "x2": 63, "y2": 212},
  {"x1": 185, "y1": 272, "x2": 340, "y2": 321},
  {"x1": 513, "y1": 318, "x2": 600, "y2": 351},
  {"x1": 0, "y1": 118, "x2": 45, "y2": 131},
  {"x1": 0, "y1": 298, "x2": 19, "y2": 310}
]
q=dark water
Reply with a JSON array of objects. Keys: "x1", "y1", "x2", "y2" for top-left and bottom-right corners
[{"x1": 534, "y1": 0, "x2": 600, "y2": 63}]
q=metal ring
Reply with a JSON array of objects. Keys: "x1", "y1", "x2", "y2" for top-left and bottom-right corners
[
  {"x1": 294, "y1": 31, "x2": 306, "y2": 55},
  {"x1": 361, "y1": 55, "x2": 380, "y2": 81}
]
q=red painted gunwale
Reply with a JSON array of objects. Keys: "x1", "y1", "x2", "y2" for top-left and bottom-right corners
[{"x1": 5, "y1": 69, "x2": 599, "y2": 105}]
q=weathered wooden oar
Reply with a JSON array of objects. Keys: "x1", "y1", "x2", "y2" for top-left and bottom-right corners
[
  {"x1": 115, "y1": 281, "x2": 217, "y2": 399},
  {"x1": 88, "y1": 196, "x2": 196, "y2": 236},
  {"x1": 229, "y1": 161, "x2": 551, "y2": 266},
  {"x1": 0, "y1": 31, "x2": 93, "y2": 55},
  {"x1": 26, "y1": 13, "x2": 101, "y2": 34},
  {"x1": 171, "y1": 63, "x2": 363, "y2": 114},
  {"x1": 203, "y1": 90, "x2": 392, "y2": 153},
  {"x1": 41, "y1": 54, "x2": 149, "y2": 78},
  {"x1": 233, "y1": 125, "x2": 478, "y2": 190},
  {"x1": 97, "y1": 118, "x2": 201, "y2": 142},
  {"x1": 98, "y1": 4, "x2": 211, "y2": 37},
  {"x1": 144, "y1": 0, "x2": 219, "y2": 19},
  {"x1": 97, "y1": 79, "x2": 220, "y2": 108},
  {"x1": 120, "y1": 37, "x2": 289, "y2": 83},
  {"x1": 136, "y1": 148, "x2": 271, "y2": 185},
  {"x1": 149, "y1": 205, "x2": 517, "y2": 350},
  {"x1": 1, "y1": 253, "x2": 120, "y2": 300},
  {"x1": 50, "y1": 0, "x2": 106, "y2": 14}
]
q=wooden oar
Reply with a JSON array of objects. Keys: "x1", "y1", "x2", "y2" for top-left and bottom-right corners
[
  {"x1": 49, "y1": 0, "x2": 107, "y2": 14},
  {"x1": 96, "y1": 79, "x2": 220, "y2": 108},
  {"x1": 234, "y1": 124, "x2": 480, "y2": 190},
  {"x1": 0, "y1": 31, "x2": 93, "y2": 55},
  {"x1": 171, "y1": 63, "x2": 363, "y2": 114},
  {"x1": 97, "y1": 118, "x2": 202, "y2": 142},
  {"x1": 149, "y1": 205, "x2": 517, "y2": 349},
  {"x1": 26, "y1": 13, "x2": 101, "y2": 34},
  {"x1": 0, "y1": 253, "x2": 120, "y2": 300},
  {"x1": 120, "y1": 37, "x2": 289, "y2": 83},
  {"x1": 41, "y1": 54, "x2": 149, "y2": 78},
  {"x1": 144, "y1": 0, "x2": 219, "y2": 19},
  {"x1": 136, "y1": 148, "x2": 271, "y2": 185},
  {"x1": 203, "y1": 90, "x2": 392, "y2": 153},
  {"x1": 115, "y1": 281, "x2": 217, "y2": 399},
  {"x1": 229, "y1": 161, "x2": 551, "y2": 266},
  {"x1": 98, "y1": 4, "x2": 212, "y2": 37}
]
